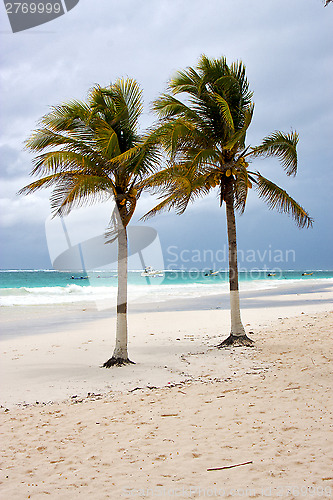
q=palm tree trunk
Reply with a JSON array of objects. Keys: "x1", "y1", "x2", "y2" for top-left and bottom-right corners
[
  {"x1": 103, "y1": 223, "x2": 134, "y2": 367},
  {"x1": 218, "y1": 179, "x2": 253, "y2": 347}
]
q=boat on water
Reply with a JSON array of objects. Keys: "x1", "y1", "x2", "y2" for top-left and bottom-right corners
[
  {"x1": 302, "y1": 272, "x2": 313, "y2": 276},
  {"x1": 141, "y1": 266, "x2": 164, "y2": 277},
  {"x1": 267, "y1": 273, "x2": 276, "y2": 277},
  {"x1": 204, "y1": 269, "x2": 219, "y2": 276}
]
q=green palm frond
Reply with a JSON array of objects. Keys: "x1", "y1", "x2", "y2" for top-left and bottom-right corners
[
  {"x1": 253, "y1": 173, "x2": 313, "y2": 228},
  {"x1": 234, "y1": 164, "x2": 249, "y2": 214},
  {"x1": 89, "y1": 80, "x2": 142, "y2": 142},
  {"x1": 141, "y1": 192, "x2": 183, "y2": 220},
  {"x1": 142, "y1": 162, "x2": 212, "y2": 219},
  {"x1": 117, "y1": 78, "x2": 143, "y2": 130},
  {"x1": 224, "y1": 104, "x2": 254, "y2": 150},
  {"x1": 169, "y1": 67, "x2": 202, "y2": 96},
  {"x1": 94, "y1": 121, "x2": 121, "y2": 159},
  {"x1": 250, "y1": 130, "x2": 298, "y2": 176},
  {"x1": 25, "y1": 129, "x2": 96, "y2": 160},
  {"x1": 25, "y1": 128, "x2": 73, "y2": 152},
  {"x1": 167, "y1": 120, "x2": 195, "y2": 157},
  {"x1": 105, "y1": 144, "x2": 141, "y2": 168},
  {"x1": 197, "y1": 54, "x2": 228, "y2": 89},
  {"x1": 129, "y1": 139, "x2": 162, "y2": 179},
  {"x1": 148, "y1": 119, "x2": 212, "y2": 167},
  {"x1": 89, "y1": 85, "x2": 114, "y2": 120},
  {"x1": 144, "y1": 54, "x2": 310, "y2": 239},
  {"x1": 141, "y1": 164, "x2": 189, "y2": 192},
  {"x1": 212, "y1": 93, "x2": 235, "y2": 134},
  {"x1": 186, "y1": 148, "x2": 221, "y2": 169},
  {"x1": 29, "y1": 144, "x2": 109, "y2": 181},
  {"x1": 18, "y1": 173, "x2": 73, "y2": 195},
  {"x1": 153, "y1": 94, "x2": 205, "y2": 127},
  {"x1": 30, "y1": 150, "x2": 98, "y2": 176},
  {"x1": 21, "y1": 79, "x2": 160, "y2": 226},
  {"x1": 229, "y1": 60, "x2": 253, "y2": 107},
  {"x1": 50, "y1": 175, "x2": 112, "y2": 216},
  {"x1": 214, "y1": 74, "x2": 239, "y2": 93},
  {"x1": 37, "y1": 101, "x2": 92, "y2": 136}
]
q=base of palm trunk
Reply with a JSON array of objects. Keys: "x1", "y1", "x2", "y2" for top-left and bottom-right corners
[
  {"x1": 102, "y1": 357, "x2": 135, "y2": 368},
  {"x1": 218, "y1": 333, "x2": 254, "y2": 348}
]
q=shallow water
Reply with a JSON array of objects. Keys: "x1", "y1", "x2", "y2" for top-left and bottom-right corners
[{"x1": 0, "y1": 269, "x2": 332, "y2": 307}]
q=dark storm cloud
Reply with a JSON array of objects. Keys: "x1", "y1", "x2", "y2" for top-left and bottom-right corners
[{"x1": 0, "y1": 0, "x2": 332, "y2": 269}]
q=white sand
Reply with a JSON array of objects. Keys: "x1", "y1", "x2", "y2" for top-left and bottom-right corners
[{"x1": 0, "y1": 282, "x2": 332, "y2": 498}]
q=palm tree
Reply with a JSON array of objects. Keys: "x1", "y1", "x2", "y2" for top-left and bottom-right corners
[
  {"x1": 143, "y1": 55, "x2": 312, "y2": 346},
  {"x1": 19, "y1": 79, "x2": 160, "y2": 366}
]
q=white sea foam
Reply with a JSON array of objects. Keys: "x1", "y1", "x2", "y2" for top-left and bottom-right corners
[{"x1": 1, "y1": 277, "x2": 332, "y2": 308}]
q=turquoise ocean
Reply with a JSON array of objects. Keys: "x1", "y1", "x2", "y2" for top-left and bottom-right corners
[{"x1": 1, "y1": 269, "x2": 333, "y2": 307}]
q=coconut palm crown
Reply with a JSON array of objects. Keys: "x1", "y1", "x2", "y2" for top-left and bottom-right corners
[
  {"x1": 19, "y1": 79, "x2": 160, "y2": 366},
  {"x1": 143, "y1": 55, "x2": 313, "y2": 346}
]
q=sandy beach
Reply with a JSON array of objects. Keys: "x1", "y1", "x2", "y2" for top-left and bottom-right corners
[{"x1": 0, "y1": 281, "x2": 332, "y2": 498}]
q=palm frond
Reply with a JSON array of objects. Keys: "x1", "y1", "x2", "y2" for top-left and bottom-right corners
[
  {"x1": 212, "y1": 93, "x2": 235, "y2": 134},
  {"x1": 146, "y1": 54, "x2": 310, "y2": 239},
  {"x1": 50, "y1": 175, "x2": 112, "y2": 216},
  {"x1": 25, "y1": 128, "x2": 73, "y2": 152},
  {"x1": 229, "y1": 60, "x2": 253, "y2": 107},
  {"x1": 89, "y1": 80, "x2": 142, "y2": 139},
  {"x1": 30, "y1": 150, "x2": 97, "y2": 177},
  {"x1": 141, "y1": 164, "x2": 189, "y2": 192},
  {"x1": 94, "y1": 121, "x2": 121, "y2": 159},
  {"x1": 153, "y1": 94, "x2": 204, "y2": 126},
  {"x1": 234, "y1": 165, "x2": 249, "y2": 214},
  {"x1": 197, "y1": 54, "x2": 228, "y2": 89},
  {"x1": 250, "y1": 130, "x2": 298, "y2": 176},
  {"x1": 141, "y1": 193, "x2": 182, "y2": 220},
  {"x1": 18, "y1": 173, "x2": 72, "y2": 195},
  {"x1": 214, "y1": 74, "x2": 239, "y2": 92},
  {"x1": 105, "y1": 144, "x2": 141, "y2": 168},
  {"x1": 21, "y1": 78, "x2": 154, "y2": 225},
  {"x1": 149, "y1": 119, "x2": 198, "y2": 156},
  {"x1": 224, "y1": 104, "x2": 254, "y2": 150},
  {"x1": 117, "y1": 78, "x2": 143, "y2": 130},
  {"x1": 40, "y1": 101, "x2": 92, "y2": 132},
  {"x1": 128, "y1": 139, "x2": 162, "y2": 179},
  {"x1": 25, "y1": 128, "x2": 96, "y2": 160},
  {"x1": 253, "y1": 173, "x2": 313, "y2": 228},
  {"x1": 169, "y1": 67, "x2": 202, "y2": 96}
]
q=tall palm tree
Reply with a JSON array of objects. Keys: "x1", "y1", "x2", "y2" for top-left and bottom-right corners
[
  {"x1": 19, "y1": 79, "x2": 160, "y2": 366},
  {"x1": 143, "y1": 55, "x2": 312, "y2": 346}
]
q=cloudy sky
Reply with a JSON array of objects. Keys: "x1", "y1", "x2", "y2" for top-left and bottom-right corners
[{"x1": 0, "y1": 0, "x2": 332, "y2": 271}]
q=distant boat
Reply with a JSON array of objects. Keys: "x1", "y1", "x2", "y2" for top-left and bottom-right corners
[
  {"x1": 204, "y1": 269, "x2": 219, "y2": 276},
  {"x1": 70, "y1": 276, "x2": 88, "y2": 280},
  {"x1": 96, "y1": 274, "x2": 117, "y2": 279},
  {"x1": 141, "y1": 266, "x2": 164, "y2": 277},
  {"x1": 267, "y1": 273, "x2": 276, "y2": 277},
  {"x1": 302, "y1": 272, "x2": 313, "y2": 276}
]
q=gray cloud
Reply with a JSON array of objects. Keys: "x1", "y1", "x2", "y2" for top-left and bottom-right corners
[
  {"x1": 0, "y1": 0, "x2": 332, "y2": 269},
  {"x1": 0, "y1": 145, "x2": 30, "y2": 177}
]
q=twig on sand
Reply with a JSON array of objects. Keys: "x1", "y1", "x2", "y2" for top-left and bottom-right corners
[
  {"x1": 207, "y1": 461, "x2": 252, "y2": 471},
  {"x1": 129, "y1": 385, "x2": 158, "y2": 393}
]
